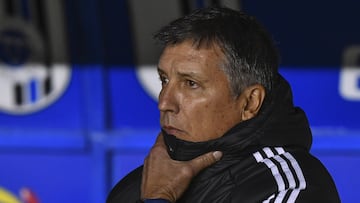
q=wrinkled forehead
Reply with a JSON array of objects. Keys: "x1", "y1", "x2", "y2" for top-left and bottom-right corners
[
  {"x1": 159, "y1": 40, "x2": 227, "y2": 67},
  {"x1": 163, "y1": 37, "x2": 225, "y2": 52}
]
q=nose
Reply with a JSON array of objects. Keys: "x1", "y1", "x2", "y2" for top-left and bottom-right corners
[{"x1": 158, "y1": 84, "x2": 179, "y2": 113}]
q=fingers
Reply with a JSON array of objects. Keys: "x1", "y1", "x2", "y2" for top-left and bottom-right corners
[{"x1": 189, "y1": 151, "x2": 223, "y2": 175}]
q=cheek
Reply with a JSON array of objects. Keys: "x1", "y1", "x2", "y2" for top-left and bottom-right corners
[
  {"x1": 213, "y1": 97, "x2": 242, "y2": 125},
  {"x1": 191, "y1": 100, "x2": 238, "y2": 140},
  {"x1": 208, "y1": 104, "x2": 234, "y2": 127}
]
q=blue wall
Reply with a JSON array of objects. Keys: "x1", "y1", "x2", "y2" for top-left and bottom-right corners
[{"x1": 0, "y1": 1, "x2": 359, "y2": 202}]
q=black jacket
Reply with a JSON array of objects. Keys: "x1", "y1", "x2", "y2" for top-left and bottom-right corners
[{"x1": 107, "y1": 75, "x2": 340, "y2": 203}]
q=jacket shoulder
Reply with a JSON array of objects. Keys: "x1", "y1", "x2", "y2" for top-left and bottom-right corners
[
  {"x1": 291, "y1": 149, "x2": 340, "y2": 202},
  {"x1": 106, "y1": 166, "x2": 143, "y2": 203},
  {"x1": 229, "y1": 147, "x2": 340, "y2": 203}
]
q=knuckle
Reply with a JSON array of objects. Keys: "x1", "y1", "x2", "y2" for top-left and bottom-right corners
[
  {"x1": 149, "y1": 145, "x2": 164, "y2": 157},
  {"x1": 198, "y1": 154, "x2": 214, "y2": 167},
  {"x1": 180, "y1": 165, "x2": 194, "y2": 177}
]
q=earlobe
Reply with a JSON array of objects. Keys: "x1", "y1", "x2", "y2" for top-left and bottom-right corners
[{"x1": 241, "y1": 84, "x2": 266, "y2": 121}]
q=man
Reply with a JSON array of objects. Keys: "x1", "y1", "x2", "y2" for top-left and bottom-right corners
[{"x1": 107, "y1": 7, "x2": 340, "y2": 202}]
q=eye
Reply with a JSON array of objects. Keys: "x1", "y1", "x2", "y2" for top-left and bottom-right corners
[
  {"x1": 159, "y1": 74, "x2": 169, "y2": 86},
  {"x1": 186, "y1": 80, "x2": 199, "y2": 88}
]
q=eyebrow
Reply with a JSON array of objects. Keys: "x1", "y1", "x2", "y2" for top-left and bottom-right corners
[
  {"x1": 178, "y1": 71, "x2": 202, "y2": 80},
  {"x1": 157, "y1": 67, "x2": 164, "y2": 75},
  {"x1": 157, "y1": 67, "x2": 209, "y2": 83}
]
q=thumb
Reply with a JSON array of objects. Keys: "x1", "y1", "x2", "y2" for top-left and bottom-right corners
[{"x1": 189, "y1": 151, "x2": 223, "y2": 175}]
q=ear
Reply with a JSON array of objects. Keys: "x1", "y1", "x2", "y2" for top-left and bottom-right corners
[{"x1": 240, "y1": 84, "x2": 266, "y2": 121}]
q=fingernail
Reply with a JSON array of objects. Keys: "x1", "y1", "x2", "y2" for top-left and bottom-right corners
[{"x1": 213, "y1": 151, "x2": 223, "y2": 161}]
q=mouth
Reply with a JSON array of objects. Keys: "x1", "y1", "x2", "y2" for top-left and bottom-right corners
[{"x1": 162, "y1": 125, "x2": 184, "y2": 136}]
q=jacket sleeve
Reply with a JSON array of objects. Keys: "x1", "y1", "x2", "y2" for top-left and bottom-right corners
[
  {"x1": 230, "y1": 147, "x2": 340, "y2": 203},
  {"x1": 106, "y1": 166, "x2": 143, "y2": 203}
]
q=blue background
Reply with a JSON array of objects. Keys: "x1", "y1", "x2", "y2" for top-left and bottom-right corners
[{"x1": 1, "y1": 1, "x2": 360, "y2": 202}]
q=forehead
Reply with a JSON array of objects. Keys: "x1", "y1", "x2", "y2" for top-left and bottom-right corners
[{"x1": 158, "y1": 40, "x2": 225, "y2": 71}]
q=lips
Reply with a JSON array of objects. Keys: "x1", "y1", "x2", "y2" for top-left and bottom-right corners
[{"x1": 162, "y1": 125, "x2": 184, "y2": 136}]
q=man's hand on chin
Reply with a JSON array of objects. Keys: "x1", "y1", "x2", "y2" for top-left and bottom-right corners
[{"x1": 141, "y1": 133, "x2": 223, "y2": 203}]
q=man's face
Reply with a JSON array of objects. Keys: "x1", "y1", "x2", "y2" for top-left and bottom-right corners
[{"x1": 157, "y1": 40, "x2": 245, "y2": 142}]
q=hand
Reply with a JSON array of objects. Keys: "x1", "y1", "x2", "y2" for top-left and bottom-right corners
[{"x1": 141, "y1": 133, "x2": 222, "y2": 202}]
